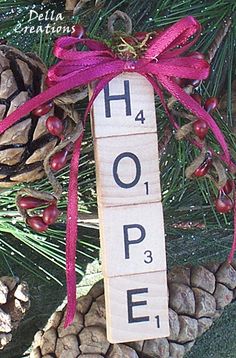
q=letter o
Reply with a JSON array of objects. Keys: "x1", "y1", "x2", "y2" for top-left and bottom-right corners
[{"x1": 113, "y1": 152, "x2": 141, "y2": 188}]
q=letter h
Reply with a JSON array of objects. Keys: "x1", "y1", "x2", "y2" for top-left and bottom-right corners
[{"x1": 104, "y1": 80, "x2": 132, "y2": 118}]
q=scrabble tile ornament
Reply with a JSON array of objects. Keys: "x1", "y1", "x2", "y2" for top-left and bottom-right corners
[{"x1": 91, "y1": 73, "x2": 169, "y2": 342}]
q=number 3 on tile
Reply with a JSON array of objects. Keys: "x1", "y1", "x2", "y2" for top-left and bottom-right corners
[{"x1": 144, "y1": 250, "x2": 153, "y2": 264}]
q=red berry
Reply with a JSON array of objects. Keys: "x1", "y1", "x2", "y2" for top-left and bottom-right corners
[
  {"x1": 189, "y1": 51, "x2": 205, "y2": 60},
  {"x1": 45, "y1": 76, "x2": 56, "y2": 88},
  {"x1": 191, "y1": 93, "x2": 202, "y2": 105},
  {"x1": 27, "y1": 216, "x2": 48, "y2": 232},
  {"x1": 71, "y1": 24, "x2": 85, "y2": 38},
  {"x1": 185, "y1": 79, "x2": 201, "y2": 87},
  {"x1": 222, "y1": 179, "x2": 234, "y2": 195},
  {"x1": 50, "y1": 148, "x2": 69, "y2": 171},
  {"x1": 191, "y1": 79, "x2": 201, "y2": 87},
  {"x1": 42, "y1": 204, "x2": 60, "y2": 225},
  {"x1": 18, "y1": 196, "x2": 48, "y2": 210},
  {"x1": 194, "y1": 162, "x2": 209, "y2": 177},
  {"x1": 173, "y1": 77, "x2": 186, "y2": 87},
  {"x1": 193, "y1": 119, "x2": 208, "y2": 140},
  {"x1": 46, "y1": 116, "x2": 64, "y2": 137},
  {"x1": 134, "y1": 31, "x2": 148, "y2": 42},
  {"x1": 194, "y1": 154, "x2": 212, "y2": 177},
  {"x1": 215, "y1": 190, "x2": 233, "y2": 213},
  {"x1": 32, "y1": 102, "x2": 53, "y2": 117},
  {"x1": 204, "y1": 97, "x2": 218, "y2": 112}
]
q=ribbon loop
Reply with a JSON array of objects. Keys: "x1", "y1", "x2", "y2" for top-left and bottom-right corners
[{"x1": 145, "y1": 16, "x2": 201, "y2": 60}]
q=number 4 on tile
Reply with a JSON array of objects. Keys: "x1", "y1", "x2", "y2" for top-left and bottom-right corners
[{"x1": 135, "y1": 110, "x2": 145, "y2": 124}]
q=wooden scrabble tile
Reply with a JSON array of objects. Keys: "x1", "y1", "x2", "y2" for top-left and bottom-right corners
[
  {"x1": 104, "y1": 271, "x2": 169, "y2": 343},
  {"x1": 91, "y1": 73, "x2": 157, "y2": 138},
  {"x1": 94, "y1": 133, "x2": 162, "y2": 206},
  {"x1": 99, "y1": 202, "x2": 166, "y2": 277}
]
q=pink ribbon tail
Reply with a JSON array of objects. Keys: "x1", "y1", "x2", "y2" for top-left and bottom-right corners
[{"x1": 64, "y1": 132, "x2": 84, "y2": 327}]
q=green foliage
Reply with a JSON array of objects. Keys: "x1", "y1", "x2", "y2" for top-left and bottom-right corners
[
  {"x1": 0, "y1": 147, "x2": 98, "y2": 283},
  {"x1": 0, "y1": 0, "x2": 235, "y2": 280}
]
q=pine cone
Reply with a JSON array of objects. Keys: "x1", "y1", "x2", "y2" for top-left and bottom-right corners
[
  {"x1": 65, "y1": 0, "x2": 104, "y2": 15},
  {"x1": 30, "y1": 261, "x2": 236, "y2": 357},
  {"x1": 0, "y1": 45, "x2": 79, "y2": 188},
  {"x1": 65, "y1": 0, "x2": 79, "y2": 11},
  {"x1": 0, "y1": 276, "x2": 30, "y2": 350}
]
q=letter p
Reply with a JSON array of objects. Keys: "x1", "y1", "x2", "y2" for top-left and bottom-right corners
[{"x1": 123, "y1": 224, "x2": 146, "y2": 259}]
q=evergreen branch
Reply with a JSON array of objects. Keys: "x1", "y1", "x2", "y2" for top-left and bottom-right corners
[{"x1": 206, "y1": 16, "x2": 232, "y2": 63}]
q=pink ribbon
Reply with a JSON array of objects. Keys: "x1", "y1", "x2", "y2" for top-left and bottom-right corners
[{"x1": 0, "y1": 16, "x2": 235, "y2": 326}]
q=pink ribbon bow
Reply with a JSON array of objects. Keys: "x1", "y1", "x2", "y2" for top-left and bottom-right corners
[{"x1": 0, "y1": 16, "x2": 235, "y2": 327}]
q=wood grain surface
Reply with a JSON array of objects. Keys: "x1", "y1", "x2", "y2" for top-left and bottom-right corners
[{"x1": 91, "y1": 72, "x2": 169, "y2": 343}]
